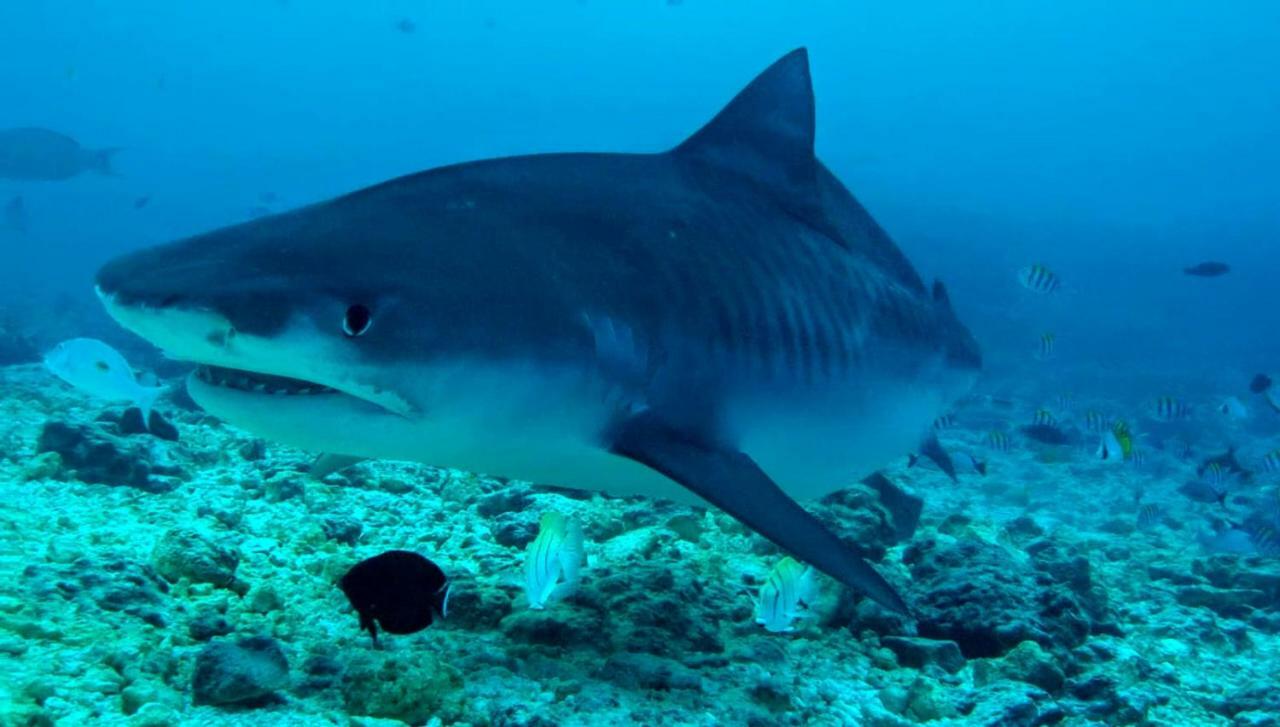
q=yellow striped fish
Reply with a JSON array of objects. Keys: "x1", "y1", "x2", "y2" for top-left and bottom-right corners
[
  {"x1": 1084, "y1": 410, "x2": 1110, "y2": 433},
  {"x1": 1152, "y1": 395, "x2": 1192, "y2": 421},
  {"x1": 1126, "y1": 448, "x2": 1147, "y2": 470},
  {"x1": 987, "y1": 430, "x2": 1013, "y2": 452},
  {"x1": 1018, "y1": 264, "x2": 1061, "y2": 294},
  {"x1": 1032, "y1": 409, "x2": 1057, "y2": 427},
  {"x1": 524, "y1": 512, "x2": 585, "y2": 610},
  {"x1": 1260, "y1": 450, "x2": 1280, "y2": 474},
  {"x1": 1034, "y1": 332, "x2": 1056, "y2": 361},
  {"x1": 755, "y1": 556, "x2": 818, "y2": 633}
]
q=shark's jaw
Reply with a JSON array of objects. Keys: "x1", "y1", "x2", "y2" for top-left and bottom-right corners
[{"x1": 96, "y1": 287, "x2": 417, "y2": 435}]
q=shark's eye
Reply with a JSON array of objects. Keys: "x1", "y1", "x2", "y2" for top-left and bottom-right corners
[{"x1": 342, "y1": 304, "x2": 372, "y2": 337}]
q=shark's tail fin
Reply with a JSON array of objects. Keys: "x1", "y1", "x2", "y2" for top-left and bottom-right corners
[{"x1": 88, "y1": 147, "x2": 122, "y2": 176}]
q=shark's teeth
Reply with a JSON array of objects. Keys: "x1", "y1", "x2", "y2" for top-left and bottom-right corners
[{"x1": 194, "y1": 365, "x2": 338, "y2": 396}]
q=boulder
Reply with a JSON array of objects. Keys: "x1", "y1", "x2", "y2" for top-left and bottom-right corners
[
  {"x1": 36, "y1": 420, "x2": 184, "y2": 492},
  {"x1": 21, "y1": 552, "x2": 169, "y2": 628},
  {"x1": 192, "y1": 637, "x2": 289, "y2": 706},
  {"x1": 599, "y1": 652, "x2": 703, "y2": 691},
  {"x1": 152, "y1": 527, "x2": 239, "y2": 588},
  {"x1": 817, "y1": 474, "x2": 922, "y2": 561},
  {"x1": 904, "y1": 536, "x2": 1097, "y2": 658},
  {"x1": 881, "y1": 635, "x2": 966, "y2": 674},
  {"x1": 109, "y1": 408, "x2": 180, "y2": 441}
]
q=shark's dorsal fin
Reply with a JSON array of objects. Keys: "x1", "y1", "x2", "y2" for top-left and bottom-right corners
[{"x1": 674, "y1": 48, "x2": 832, "y2": 235}]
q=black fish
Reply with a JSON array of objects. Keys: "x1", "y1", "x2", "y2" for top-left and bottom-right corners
[
  {"x1": 907, "y1": 433, "x2": 958, "y2": 482},
  {"x1": 133, "y1": 195, "x2": 150, "y2": 209},
  {"x1": 1250, "y1": 373, "x2": 1272, "y2": 394},
  {"x1": 339, "y1": 550, "x2": 450, "y2": 642},
  {"x1": 1020, "y1": 423, "x2": 1073, "y2": 445},
  {"x1": 1183, "y1": 261, "x2": 1230, "y2": 277},
  {"x1": 395, "y1": 17, "x2": 416, "y2": 34}
]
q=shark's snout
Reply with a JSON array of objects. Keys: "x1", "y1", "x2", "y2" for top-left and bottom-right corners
[{"x1": 97, "y1": 242, "x2": 204, "y2": 309}]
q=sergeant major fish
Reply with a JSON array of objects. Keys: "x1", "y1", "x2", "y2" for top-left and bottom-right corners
[{"x1": 1017, "y1": 264, "x2": 1061, "y2": 294}]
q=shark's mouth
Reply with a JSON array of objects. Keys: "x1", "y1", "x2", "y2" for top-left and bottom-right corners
[{"x1": 193, "y1": 364, "x2": 340, "y2": 397}]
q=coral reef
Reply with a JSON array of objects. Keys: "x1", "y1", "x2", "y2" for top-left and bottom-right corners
[{"x1": 0, "y1": 362, "x2": 1277, "y2": 725}]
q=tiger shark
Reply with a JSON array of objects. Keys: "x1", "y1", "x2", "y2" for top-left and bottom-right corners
[{"x1": 95, "y1": 49, "x2": 980, "y2": 614}]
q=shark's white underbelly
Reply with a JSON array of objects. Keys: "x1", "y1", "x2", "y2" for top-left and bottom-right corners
[{"x1": 189, "y1": 359, "x2": 965, "y2": 505}]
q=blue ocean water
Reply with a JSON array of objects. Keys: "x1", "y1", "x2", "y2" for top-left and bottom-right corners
[{"x1": 2, "y1": 2, "x2": 1279, "y2": 725}]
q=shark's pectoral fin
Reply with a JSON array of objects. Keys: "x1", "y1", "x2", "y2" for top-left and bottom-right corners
[
  {"x1": 310, "y1": 453, "x2": 367, "y2": 480},
  {"x1": 607, "y1": 410, "x2": 910, "y2": 614}
]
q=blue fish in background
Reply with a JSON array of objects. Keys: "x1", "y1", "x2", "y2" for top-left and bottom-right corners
[
  {"x1": 3, "y1": 195, "x2": 25, "y2": 233},
  {"x1": 94, "y1": 49, "x2": 983, "y2": 614},
  {"x1": 0, "y1": 128, "x2": 119, "y2": 181}
]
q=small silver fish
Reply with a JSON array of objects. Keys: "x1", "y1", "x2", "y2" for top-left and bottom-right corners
[
  {"x1": 755, "y1": 556, "x2": 817, "y2": 633},
  {"x1": 524, "y1": 511, "x2": 585, "y2": 610},
  {"x1": 44, "y1": 338, "x2": 164, "y2": 425}
]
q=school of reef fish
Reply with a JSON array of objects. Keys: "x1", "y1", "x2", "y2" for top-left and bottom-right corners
[{"x1": 0, "y1": 278, "x2": 1278, "y2": 725}]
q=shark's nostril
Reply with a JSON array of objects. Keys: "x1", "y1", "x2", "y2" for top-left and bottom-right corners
[{"x1": 160, "y1": 293, "x2": 185, "y2": 307}]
